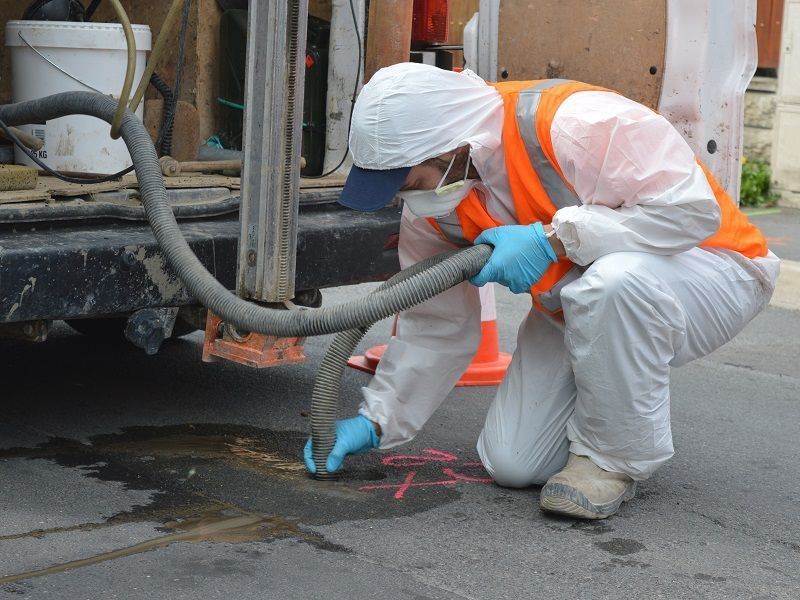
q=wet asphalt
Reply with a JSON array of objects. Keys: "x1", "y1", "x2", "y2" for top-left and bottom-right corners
[{"x1": 0, "y1": 209, "x2": 798, "y2": 599}]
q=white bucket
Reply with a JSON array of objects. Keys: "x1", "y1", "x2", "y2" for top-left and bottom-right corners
[{"x1": 5, "y1": 21, "x2": 152, "y2": 175}]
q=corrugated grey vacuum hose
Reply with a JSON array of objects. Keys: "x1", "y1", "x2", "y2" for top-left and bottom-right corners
[{"x1": 0, "y1": 92, "x2": 491, "y2": 475}]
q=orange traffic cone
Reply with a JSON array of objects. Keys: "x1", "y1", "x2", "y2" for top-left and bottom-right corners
[{"x1": 347, "y1": 284, "x2": 512, "y2": 386}]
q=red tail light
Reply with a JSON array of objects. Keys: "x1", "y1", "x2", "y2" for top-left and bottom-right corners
[{"x1": 411, "y1": 0, "x2": 449, "y2": 45}]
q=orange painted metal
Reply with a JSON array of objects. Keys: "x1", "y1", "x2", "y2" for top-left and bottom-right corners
[
  {"x1": 757, "y1": 0, "x2": 784, "y2": 70},
  {"x1": 365, "y1": 0, "x2": 414, "y2": 81},
  {"x1": 348, "y1": 319, "x2": 511, "y2": 387},
  {"x1": 201, "y1": 312, "x2": 305, "y2": 368}
]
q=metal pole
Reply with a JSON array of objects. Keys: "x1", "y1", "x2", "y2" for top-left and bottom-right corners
[{"x1": 238, "y1": 0, "x2": 309, "y2": 302}]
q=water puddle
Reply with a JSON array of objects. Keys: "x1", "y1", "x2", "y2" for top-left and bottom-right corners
[
  {"x1": 0, "y1": 423, "x2": 466, "y2": 582},
  {"x1": 0, "y1": 424, "x2": 387, "y2": 492},
  {"x1": 0, "y1": 509, "x2": 345, "y2": 585},
  {"x1": 100, "y1": 433, "x2": 309, "y2": 478}
]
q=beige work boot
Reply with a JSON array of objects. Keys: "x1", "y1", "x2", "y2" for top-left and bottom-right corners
[{"x1": 539, "y1": 453, "x2": 636, "y2": 519}]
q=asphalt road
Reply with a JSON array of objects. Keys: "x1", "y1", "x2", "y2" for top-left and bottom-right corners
[
  {"x1": 750, "y1": 207, "x2": 800, "y2": 261},
  {"x1": 1, "y1": 210, "x2": 798, "y2": 600}
]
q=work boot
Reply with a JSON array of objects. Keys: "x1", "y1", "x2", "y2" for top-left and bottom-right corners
[{"x1": 539, "y1": 453, "x2": 636, "y2": 519}]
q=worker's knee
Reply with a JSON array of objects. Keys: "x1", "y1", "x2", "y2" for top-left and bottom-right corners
[
  {"x1": 483, "y1": 448, "x2": 538, "y2": 488},
  {"x1": 479, "y1": 443, "x2": 565, "y2": 488}
]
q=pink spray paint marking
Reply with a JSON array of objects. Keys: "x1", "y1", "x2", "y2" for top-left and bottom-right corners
[
  {"x1": 381, "y1": 449, "x2": 458, "y2": 467},
  {"x1": 360, "y1": 448, "x2": 494, "y2": 500},
  {"x1": 359, "y1": 470, "x2": 460, "y2": 499},
  {"x1": 441, "y1": 467, "x2": 494, "y2": 484}
]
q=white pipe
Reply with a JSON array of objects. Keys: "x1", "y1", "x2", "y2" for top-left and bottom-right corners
[
  {"x1": 323, "y1": 0, "x2": 366, "y2": 175},
  {"x1": 476, "y1": 0, "x2": 499, "y2": 81}
]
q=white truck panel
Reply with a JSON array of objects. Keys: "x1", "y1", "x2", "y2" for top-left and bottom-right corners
[{"x1": 659, "y1": 0, "x2": 756, "y2": 202}]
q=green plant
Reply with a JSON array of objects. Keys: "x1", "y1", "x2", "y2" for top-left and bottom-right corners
[{"x1": 740, "y1": 159, "x2": 779, "y2": 207}]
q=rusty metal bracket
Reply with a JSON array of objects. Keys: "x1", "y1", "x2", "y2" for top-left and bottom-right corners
[{"x1": 201, "y1": 312, "x2": 305, "y2": 369}]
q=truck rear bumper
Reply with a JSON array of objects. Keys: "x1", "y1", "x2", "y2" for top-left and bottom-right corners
[{"x1": 0, "y1": 205, "x2": 402, "y2": 324}]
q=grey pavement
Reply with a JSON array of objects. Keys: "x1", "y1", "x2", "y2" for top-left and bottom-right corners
[
  {"x1": 747, "y1": 207, "x2": 800, "y2": 261},
  {"x1": 0, "y1": 212, "x2": 798, "y2": 599}
]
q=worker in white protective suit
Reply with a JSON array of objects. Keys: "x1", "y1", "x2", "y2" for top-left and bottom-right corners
[{"x1": 303, "y1": 63, "x2": 780, "y2": 519}]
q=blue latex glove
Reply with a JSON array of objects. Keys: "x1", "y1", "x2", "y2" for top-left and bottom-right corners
[
  {"x1": 470, "y1": 222, "x2": 558, "y2": 293},
  {"x1": 304, "y1": 415, "x2": 380, "y2": 474}
]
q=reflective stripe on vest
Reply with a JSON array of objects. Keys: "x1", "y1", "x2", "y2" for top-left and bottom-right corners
[
  {"x1": 433, "y1": 210, "x2": 472, "y2": 247},
  {"x1": 515, "y1": 79, "x2": 582, "y2": 210}
]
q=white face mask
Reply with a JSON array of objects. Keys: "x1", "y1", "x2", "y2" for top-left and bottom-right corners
[{"x1": 398, "y1": 153, "x2": 477, "y2": 219}]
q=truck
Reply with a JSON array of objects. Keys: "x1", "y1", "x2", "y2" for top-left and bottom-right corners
[{"x1": 0, "y1": 0, "x2": 757, "y2": 368}]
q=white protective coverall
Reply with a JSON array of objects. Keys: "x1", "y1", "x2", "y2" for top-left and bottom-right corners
[{"x1": 353, "y1": 64, "x2": 780, "y2": 484}]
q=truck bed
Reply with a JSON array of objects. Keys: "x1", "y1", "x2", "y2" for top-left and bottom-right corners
[{"x1": 0, "y1": 202, "x2": 401, "y2": 324}]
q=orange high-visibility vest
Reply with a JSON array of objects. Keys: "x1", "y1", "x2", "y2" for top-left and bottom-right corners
[{"x1": 428, "y1": 79, "x2": 769, "y2": 314}]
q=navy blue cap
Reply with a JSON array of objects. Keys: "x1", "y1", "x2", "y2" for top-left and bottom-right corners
[{"x1": 338, "y1": 165, "x2": 411, "y2": 212}]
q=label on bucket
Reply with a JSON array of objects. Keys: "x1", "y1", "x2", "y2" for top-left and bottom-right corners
[
  {"x1": 31, "y1": 124, "x2": 47, "y2": 159},
  {"x1": 21, "y1": 124, "x2": 48, "y2": 160}
]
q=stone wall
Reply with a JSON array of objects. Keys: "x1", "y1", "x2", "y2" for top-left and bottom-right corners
[{"x1": 744, "y1": 76, "x2": 778, "y2": 162}]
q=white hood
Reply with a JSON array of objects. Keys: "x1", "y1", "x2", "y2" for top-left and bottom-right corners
[{"x1": 349, "y1": 63, "x2": 504, "y2": 170}]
